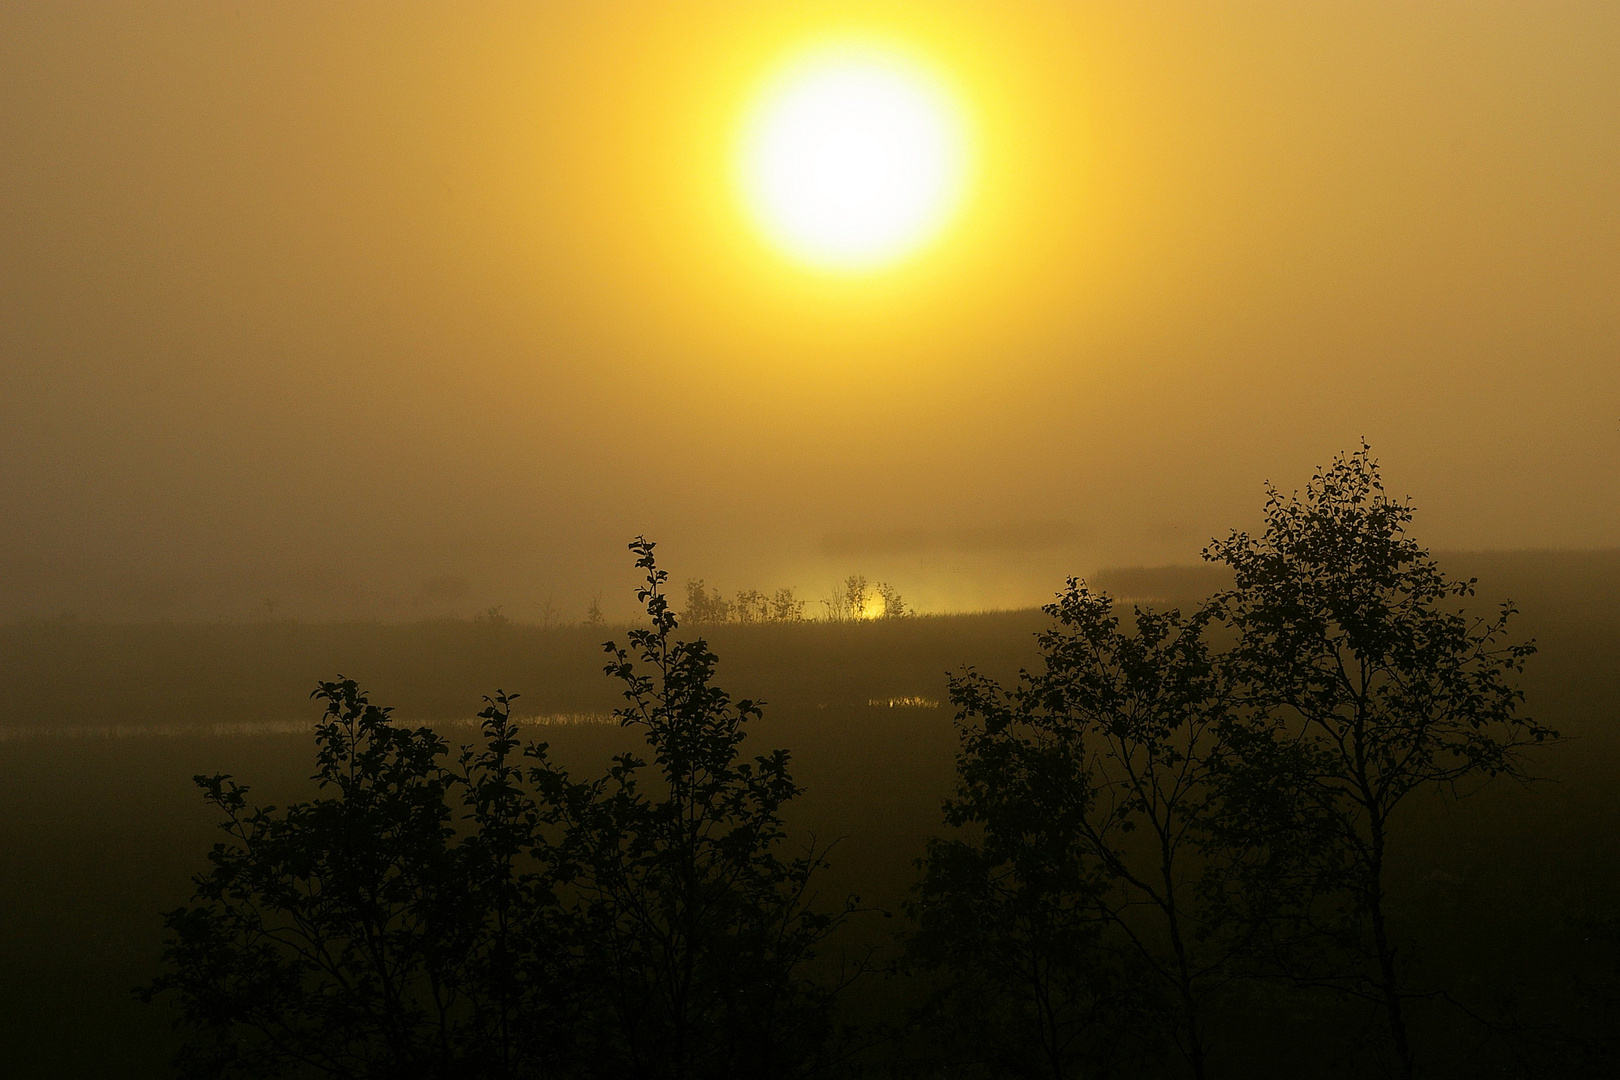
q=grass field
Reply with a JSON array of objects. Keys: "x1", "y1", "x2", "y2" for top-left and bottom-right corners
[{"x1": 1, "y1": 553, "x2": 1616, "y2": 1077}]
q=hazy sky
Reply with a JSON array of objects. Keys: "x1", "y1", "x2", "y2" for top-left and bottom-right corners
[{"x1": 3, "y1": 1, "x2": 1617, "y2": 620}]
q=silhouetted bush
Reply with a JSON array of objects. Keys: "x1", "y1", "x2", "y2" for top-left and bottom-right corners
[
  {"x1": 143, "y1": 679, "x2": 579, "y2": 1078},
  {"x1": 684, "y1": 579, "x2": 809, "y2": 625},
  {"x1": 147, "y1": 539, "x2": 849, "y2": 1080}
]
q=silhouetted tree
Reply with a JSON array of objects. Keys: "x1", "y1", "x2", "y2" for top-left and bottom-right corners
[
  {"x1": 542, "y1": 538, "x2": 849, "y2": 1079},
  {"x1": 732, "y1": 588, "x2": 770, "y2": 624},
  {"x1": 877, "y1": 583, "x2": 908, "y2": 619},
  {"x1": 822, "y1": 576, "x2": 906, "y2": 621},
  {"x1": 143, "y1": 680, "x2": 578, "y2": 1078},
  {"x1": 457, "y1": 690, "x2": 584, "y2": 1077},
  {"x1": 683, "y1": 579, "x2": 732, "y2": 625},
  {"x1": 681, "y1": 581, "x2": 806, "y2": 624},
  {"x1": 769, "y1": 587, "x2": 807, "y2": 622},
  {"x1": 1204, "y1": 445, "x2": 1555, "y2": 1080},
  {"x1": 907, "y1": 807, "x2": 1156, "y2": 1080},
  {"x1": 917, "y1": 585, "x2": 1255, "y2": 1079}
]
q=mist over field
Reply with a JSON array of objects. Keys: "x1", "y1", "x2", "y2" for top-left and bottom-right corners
[{"x1": 2, "y1": 2, "x2": 1618, "y2": 623}]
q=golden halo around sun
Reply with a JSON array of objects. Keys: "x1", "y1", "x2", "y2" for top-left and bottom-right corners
[{"x1": 737, "y1": 44, "x2": 971, "y2": 272}]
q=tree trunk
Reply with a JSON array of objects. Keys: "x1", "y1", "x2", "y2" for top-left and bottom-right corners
[
  {"x1": 1160, "y1": 860, "x2": 1208, "y2": 1080},
  {"x1": 1367, "y1": 849, "x2": 1415, "y2": 1080}
]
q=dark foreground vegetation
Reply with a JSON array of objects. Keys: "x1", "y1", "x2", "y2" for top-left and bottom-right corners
[
  {"x1": 2, "y1": 451, "x2": 1617, "y2": 1078},
  {"x1": 118, "y1": 449, "x2": 1615, "y2": 1079}
]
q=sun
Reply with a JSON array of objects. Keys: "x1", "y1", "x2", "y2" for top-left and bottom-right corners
[{"x1": 738, "y1": 45, "x2": 970, "y2": 272}]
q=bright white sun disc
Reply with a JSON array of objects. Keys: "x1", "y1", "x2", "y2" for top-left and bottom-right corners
[{"x1": 740, "y1": 52, "x2": 968, "y2": 270}]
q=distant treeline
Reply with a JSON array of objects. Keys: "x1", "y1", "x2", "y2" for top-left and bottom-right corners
[
  {"x1": 683, "y1": 573, "x2": 909, "y2": 624},
  {"x1": 141, "y1": 449, "x2": 1619, "y2": 1079}
]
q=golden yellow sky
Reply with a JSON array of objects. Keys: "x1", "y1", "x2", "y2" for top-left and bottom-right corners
[{"x1": 2, "y1": 1, "x2": 1617, "y2": 619}]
